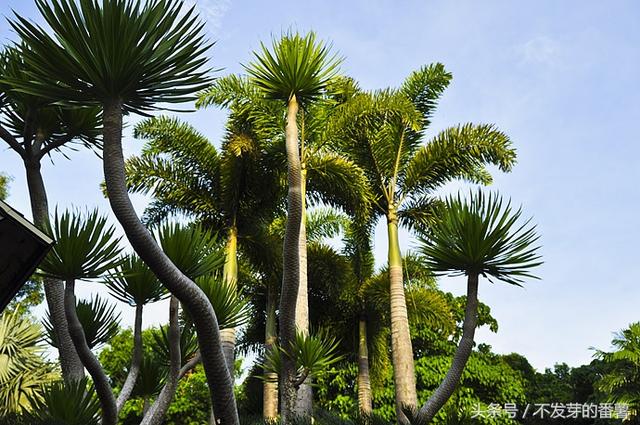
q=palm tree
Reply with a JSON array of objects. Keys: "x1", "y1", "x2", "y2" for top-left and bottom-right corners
[
  {"x1": 595, "y1": 322, "x2": 640, "y2": 420},
  {"x1": 0, "y1": 309, "x2": 58, "y2": 415},
  {"x1": 332, "y1": 64, "x2": 517, "y2": 422},
  {"x1": 104, "y1": 255, "x2": 168, "y2": 412},
  {"x1": 9, "y1": 1, "x2": 239, "y2": 422},
  {"x1": 125, "y1": 113, "x2": 281, "y2": 374},
  {"x1": 0, "y1": 46, "x2": 101, "y2": 383},
  {"x1": 416, "y1": 190, "x2": 541, "y2": 423},
  {"x1": 39, "y1": 209, "x2": 123, "y2": 424}
]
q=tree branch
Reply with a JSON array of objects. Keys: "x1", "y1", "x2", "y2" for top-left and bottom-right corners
[
  {"x1": 116, "y1": 303, "x2": 144, "y2": 413},
  {"x1": 38, "y1": 135, "x2": 74, "y2": 159},
  {"x1": 0, "y1": 124, "x2": 25, "y2": 158}
]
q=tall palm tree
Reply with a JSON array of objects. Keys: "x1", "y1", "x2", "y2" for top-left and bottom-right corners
[
  {"x1": 416, "y1": 190, "x2": 541, "y2": 423},
  {"x1": 125, "y1": 113, "x2": 281, "y2": 374},
  {"x1": 0, "y1": 46, "x2": 101, "y2": 383},
  {"x1": 332, "y1": 64, "x2": 517, "y2": 423},
  {"x1": 9, "y1": 1, "x2": 240, "y2": 423},
  {"x1": 245, "y1": 31, "x2": 342, "y2": 422}
]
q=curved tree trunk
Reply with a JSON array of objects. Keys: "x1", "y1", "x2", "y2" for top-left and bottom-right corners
[
  {"x1": 294, "y1": 167, "x2": 313, "y2": 418},
  {"x1": 64, "y1": 280, "x2": 118, "y2": 425},
  {"x1": 221, "y1": 224, "x2": 239, "y2": 375},
  {"x1": 417, "y1": 274, "x2": 479, "y2": 424},
  {"x1": 101, "y1": 101, "x2": 239, "y2": 425},
  {"x1": 387, "y1": 213, "x2": 417, "y2": 425},
  {"x1": 25, "y1": 159, "x2": 85, "y2": 383},
  {"x1": 279, "y1": 95, "x2": 303, "y2": 425},
  {"x1": 263, "y1": 282, "x2": 279, "y2": 421},
  {"x1": 141, "y1": 296, "x2": 181, "y2": 425},
  {"x1": 357, "y1": 314, "x2": 373, "y2": 416},
  {"x1": 117, "y1": 303, "x2": 144, "y2": 412}
]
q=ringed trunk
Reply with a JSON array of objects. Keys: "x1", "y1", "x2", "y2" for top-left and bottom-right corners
[
  {"x1": 263, "y1": 282, "x2": 279, "y2": 420},
  {"x1": 101, "y1": 100, "x2": 239, "y2": 425},
  {"x1": 279, "y1": 95, "x2": 303, "y2": 425},
  {"x1": 387, "y1": 213, "x2": 417, "y2": 424},
  {"x1": 357, "y1": 314, "x2": 373, "y2": 416},
  {"x1": 221, "y1": 225, "x2": 239, "y2": 375},
  {"x1": 417, "y1": 273, "x2": 479, "y2": 424},
  {"x1": 24, "y1": 159, "x2": 84, "y2": 383}
]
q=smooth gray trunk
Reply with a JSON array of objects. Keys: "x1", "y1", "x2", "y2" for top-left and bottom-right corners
[
  {"x1": 25, "y1": 159, "x2": 85, "y2": 382},
  {"x1": 64, "y1": 280, "x2": 118, "y2": 425},
  {"x1": 101, "y1": 101, "x2": 238, "y2": 425},
  {"x1": 141, "y1": 296, "x2": 181, "y2": 425},
  {"x1": 117, "y1": 303, "x2": 144, "y2": 412},
  {"x1": 417, "y1": 273, "x2": 479, "y2": 424}
]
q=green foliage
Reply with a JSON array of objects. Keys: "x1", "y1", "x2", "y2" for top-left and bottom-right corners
[
  {"x1": 192, "y1": 275, "x2": 251, "y2": 330},
  {"x1": 8, "y1": 0, "x2": 212, "y2": 114},
  {"x1": 595, "y1": 322, "x2": 640, "y2": 419},
  {"x1": 39, "y1": 208, "x2": 123, "y2": 281},
  {"x1": 0, "y1": 173, "x2": 10, "y2": 200},
  {"x1": 156, "y1": 222, "x2": 225, "y2": 280},
  {"x1": 246, "y1": 31, "x2": 342, "y2": 103},
  {"x1": 27, "y1": 378, "x2": 100, "y2": 425},
  {"x1": 104, "y1": 254, "x2": 167, "y2": 306},
  {"x1": 44, "y1": 295, "x2": 120, "y2": 350},
  {"x1": 420, "y1": 190, "x2": 542, "y2": 285},
  {"x1": 262, "y1": 330, "x2": 344, "y2": 386},
  {"x1": 0, "y1": 310, "x2": 58, "y2": 415}
]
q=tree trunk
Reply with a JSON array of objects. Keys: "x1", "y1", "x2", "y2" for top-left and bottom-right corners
[
  {"x1": 117, "y1": 303, "x2": 144, "y2": 412},
  {"x1": 24, "y1": 159, "x2": 85, "y2": 383},
  {"x1": 64, "y1": 280, "x2": 118, "y2": 425},
  {"x1": 357, "y1": 314, "x2": 373, "y2": 416},
  {"x1": 221, "y1": 224, "x2": 238, "y2": 375},
  {"x1": 141, "y1": 296, "x2": 181, "y2": 425},
  {"x1": 387, "y1": 212, "x2": 417, "y2": 425},
  {"x1": 294, "y1": 167, "x2": 313, "y2": 418},
  {"x1": 417, "y1": 273, "x2": 479, "y2": 424},
  {"x1": 279, "y1": 95, "x2": 303, "y2": 425},
  {"x1": 263, "y1": 282, "x2": 279, "y2": 421},
  {"x1": 101, "y1": 100, "x2": 239, "y2": 425}
]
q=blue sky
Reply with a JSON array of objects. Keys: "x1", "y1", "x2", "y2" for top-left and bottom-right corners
[{"x1": 1, "y1": 0, "x2": 639, "y2": 371}]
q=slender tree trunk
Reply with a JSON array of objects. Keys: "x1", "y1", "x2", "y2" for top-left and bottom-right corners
[
  {"x1": 101, "y1": 100, "x2": 239, "y2": 425},
  {"x1": 279, "y1": 95, "x2": 302, "y2": 425},
  {"x1": 141, "y1": 296, "x2": 181, "y2": 425},
  {"x1": 221, "y1": 224, "x2": 239, "y2": 375},
  {"x1": 64, "y1": 280, "x2": 118, "y2": 425},
  {"x1": 387, "y1": 211, "x2": 417, "y2": 425},
  {"x1": 143, "y1": 397, "x2": 150, "y2": 416},
  {"x1": 417, "y1": 274, "x2": 479, "y2": 424},
  {"x1": 263, "y1": 282, "x2": 279, "y2": 421},
  {"x1": 294, "y1": 167, "x2": 313, "y2": 418},
  {"x1": 117, "y1": 303, "x2": 144, "y2": 412},
  {"x1": 24, "y1": 159, "x2": 85, "y2": 383},
  {"x1": 357, "y1": 314, "x2": 373, "y2": 416}
]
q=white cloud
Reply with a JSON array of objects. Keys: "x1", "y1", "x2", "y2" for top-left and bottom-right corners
[
  {"x1": 184, "y1": 0, "x2": 231, "y2": 35},
  {"x1": 518, "y1": 36, "x2": 560, "y2": 67}
]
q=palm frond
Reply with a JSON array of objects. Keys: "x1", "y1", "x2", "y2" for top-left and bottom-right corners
[
  {"x1": 103, "y1": 254, "x2": 167, "y2": 306},
  {"x1": 39, "y1": 208, "x2": 123, "y2": 281},
  {"x1": 419, "y1": 190, "x2": 542, "y2": 286},
  {"x1": 8, "y1": 0, "x2": 213, "y2": 114}
]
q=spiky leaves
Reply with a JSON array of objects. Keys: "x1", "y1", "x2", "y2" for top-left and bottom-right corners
[
  {"x1": 8, "y1": 0, "x2": 212, "y2": 114},
  {"x1": 156, "y1": 223, "x2": 224, "y2": 280},
  {"x1": 27, "y1": 378, "x2": 101, "y2": 425},
  {"x1": 0, "y1": 310, "x2": 58, "y2": 415},
  {"x1": 39, "y1": 209, "x2": 123, "y2": 281},
  {"x1": 261, "y1": 330, "x2": 344, "y2": 388},
  {"x1": 104, "y1": 255, "x2": 167, "y2": 307},
  {"x1": 245, "y1": 32, "x2": 342, "y2": 104},
  {"x1": 419, "y1": 190, "x2": 542, "y2": 286},
  {"x1": 44, "y1": 295, "x2": 121, "y2": 350}
]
